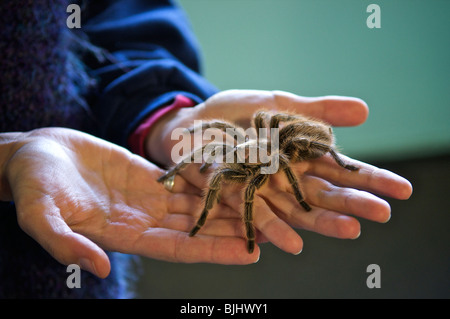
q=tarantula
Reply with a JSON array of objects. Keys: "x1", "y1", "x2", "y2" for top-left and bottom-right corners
[{"x1": 158, "y1": 110, "x2": 359, "y2": 253}]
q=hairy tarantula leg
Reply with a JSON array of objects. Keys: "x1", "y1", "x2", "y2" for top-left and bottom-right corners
[
  {"x1": 188, "y1": 121, "x2": 247, "y2": 142},
  {"x1": 309, "y1": 141, "x2": 359, "y2": 171},
  {"x1": 199, "y1": 144, "x2": 237, "y2": 173},
  {"x1": 157, "y1": 161, "x2": 188, "y2": 183},
  {"x1": 199, "y1": 144, "x2": 241, "y2": 176},
  {"x1": 157, "y1": 146, "x2": 206, "y2": 183},
  {"x1": 269, "y1": 113, "x2": 303, "y2": 129},
  {"x1": 157, "y1": 143, "x2": 231, "y2": 183},
  {"x1": 190, "y1": 169, "x2": 248, "y2": 237},
  {"x1": 283, "y1": 166, "x2": 311, "y2": 212},
  {"x1": 244, "y1": 174, "x2": 270, "y2": 253},
  {"x1": 244, "y1": 188, "x2": 256, "y2": 253},
  {"x1": 199, "y1": 146, "x2": 222, "y2": 173},
  {"x1": 189, "y1": 170, "x2": 224, "y2": 237},
  {"x1": 253, "y1": 111, "x2": 271, "y2": 139},
  {"x1": 253, "y1": 112, "x2": 266, "y2": 131},
  {"x1": 328, "y1": 148, "x2": 359, "y2": 171}
]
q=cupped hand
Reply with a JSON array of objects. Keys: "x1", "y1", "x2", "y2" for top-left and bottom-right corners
[
  {"x1": 147, "y1": 90, "x2": 413, "y2": 254},
  {"x1": 3, "y1": 128, "x2": 259, "y2": 278}
]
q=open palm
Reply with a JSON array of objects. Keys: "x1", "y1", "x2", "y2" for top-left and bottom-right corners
[{"x1": 4, "y1": 128, "x2": 258, "y2": 278}]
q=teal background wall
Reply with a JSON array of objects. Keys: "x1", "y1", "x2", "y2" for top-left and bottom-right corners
[{"x1": 178, "y1": 0, "x2": 450, "y2": 161}]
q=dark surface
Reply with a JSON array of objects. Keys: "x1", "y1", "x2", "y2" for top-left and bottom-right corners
[{"x1": 136, "y1": 154, "x2": 450, "y2": 298}]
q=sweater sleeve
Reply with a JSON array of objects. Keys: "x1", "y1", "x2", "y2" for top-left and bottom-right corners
[{"x1": 82, "y1": 0, "x2": 218, "y2": 147}]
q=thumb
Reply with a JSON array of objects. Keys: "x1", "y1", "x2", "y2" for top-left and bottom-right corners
[
  {"x1": 199, "y1": 89, "x2": 369, "y2": 128},
  {"x1": 16, "y1": 201, "x2": 111, "y2": 278},
  {"x1": 270, "y1": 90, "x2": 369, "y2": 127}
]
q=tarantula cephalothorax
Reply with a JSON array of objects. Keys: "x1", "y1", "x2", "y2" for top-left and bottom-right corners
[{"x1": 158, "y1": 110, "x2": 359, "y2": 253}]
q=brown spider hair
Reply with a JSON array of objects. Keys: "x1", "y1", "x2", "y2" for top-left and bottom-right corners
[{"x1": 158, "y1": 110, "x2": 358, "y2": 253}]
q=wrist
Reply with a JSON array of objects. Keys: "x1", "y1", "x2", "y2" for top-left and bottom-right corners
[
  {"x1": 146, "y1": 106, "x2": 198, "y2": 166},
  {"x1": 128, "y1": 95, "x2": 197, "y2": 167}
]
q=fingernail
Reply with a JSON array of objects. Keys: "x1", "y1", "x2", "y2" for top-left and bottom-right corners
[
  {"x1": 294, "y1": 248, "x2": 303, "y2": 255},
  {"x1": 79, "y1": 258, "x2": 97, "y2": 276},
  {"x1": 352, "y1": 230, "x2": 361, "y2": 239}
]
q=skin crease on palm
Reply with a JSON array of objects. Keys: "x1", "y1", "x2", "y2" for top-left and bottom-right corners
[{"x1": 0, "y1": 90, "x2": 413, "y2": 278}]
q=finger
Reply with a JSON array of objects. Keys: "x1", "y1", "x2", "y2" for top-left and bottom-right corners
[
  {"x1": 252, "y1": 196, "x2": 304, "y2": 254},
  {"x1": 267, "y1": 172, "x2": 391, "y2": 223},
  {"x1": 307, "y1": 155, "x2": 413, "y2": 200},
  {"x1": 132, "y1": 228, "x2": 260, "y2": 264},
  {"x1": 16, "y1": 197, "x2": 111, "y2": 278},
  {"x1": 259, "y1": 189, "x2": 361, "y2": 239},
  {"x1": 166, "y1": 193, "x2": 203, "y2": 214},
  {"x1": 178, "y1": 172, "x2": 304, "y2": 254},
  {"x1": 206, "y1": 90, "x2": 368, "y2": 128},
  {"x1": 158, "y1": 173, "x2": 203, "y2": 196},
  {"x1": 164, "y1": 186, "x2": 304, "y2": 255},
  {"x1": 168, "y1": 196, "x2": 240, "y2": 219},
  {"x1": 296, "y1": 208, "x2": 362, "y2": 239},
  {"x1": 219, "y1": 190, "x2": 303, "y2": 255},
  {"x1": 160, "y1": 213, "x2": 244, "y2": 237},
  {"x1": 172, "y1": 174, "x2": 203, "y2": 195},
  {"x1": 271, "y1": 90, "x2": 369, "y2": 126},
  {"x1": 178, "y1": 164, "x2": 210, "y2": 190},
  {"x1": 302, "y1": 176, "x2": 392, "y2": 223}
]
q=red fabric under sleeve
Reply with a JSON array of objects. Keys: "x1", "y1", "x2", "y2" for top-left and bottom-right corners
[{"x1": 127, "y1": 94, "x2": 196, "y2": 158}]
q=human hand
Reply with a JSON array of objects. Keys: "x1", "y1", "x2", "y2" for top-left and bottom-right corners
[
  {"x1": 148, "y1": 89, "x2": 371, "y2": 165},
  {"x1": 1, "y1": 128, "x2": 259, "y2": 278},
  {"x1": 147, "y1": 89, "x2": 413, "y2": 254}
]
